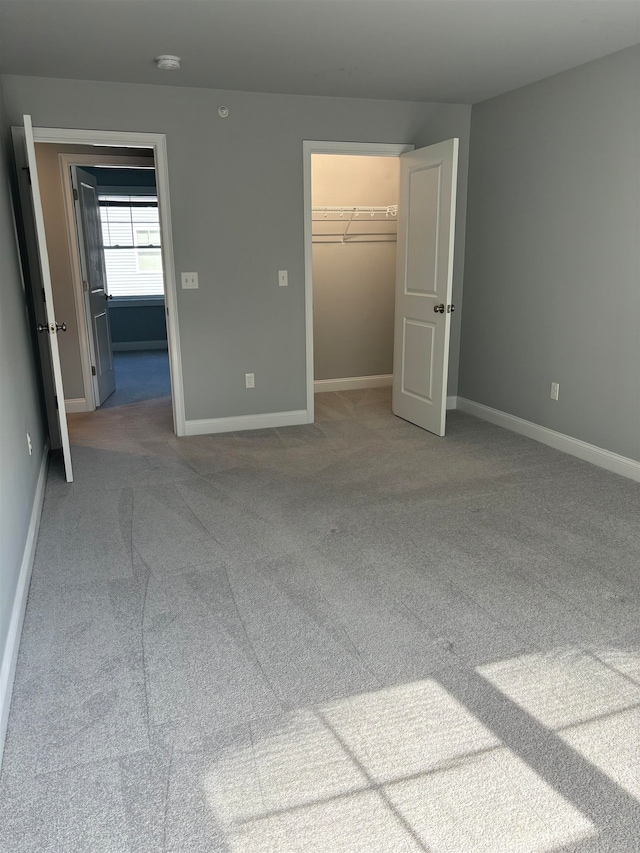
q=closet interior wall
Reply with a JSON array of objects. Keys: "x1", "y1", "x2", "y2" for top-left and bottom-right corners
[{"x1": 312, "y1": 155, "x2": 399, "y2": 384}]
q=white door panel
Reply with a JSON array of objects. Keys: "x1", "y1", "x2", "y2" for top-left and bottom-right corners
[
  {"x1": 405, "y1": 166, "x2": 440, "y2": 296},
  {"x1": 23, "y1": 115, "x2": 73, "y2": 482},
  {"x1": 72, "y1": 166, "x2": 116, "y2": 406},
  {"x1": 393, "y1": 139, "x2": 458, "y2": 436},
  {"x1": 402, "y1": 318, "x2": 436, "y2": 401}
]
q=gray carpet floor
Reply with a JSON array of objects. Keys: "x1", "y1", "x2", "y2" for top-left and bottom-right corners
[
  {"x1": 1, "y1": 388, "x2": 639, "y2": 852},
  {"x1": 100, "y1": 350, "x2": 171, "y2": 409}
]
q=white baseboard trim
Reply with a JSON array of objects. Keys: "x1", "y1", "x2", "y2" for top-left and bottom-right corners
[
  {"x1": 64, "y1": 397, "x2": 88, "y2": 413},
  {"x1": 0, "y1": 443, "x2": 48, "y2": 769},
  {"x1": 314, "y1": 374, "x2": 393, "y2": 393},
  {"x1": 313, "y1": 381, "x2": 458, "y2": 411},
  {"x1": 111, "y1": 341, "x2": 168, "y2": 352},
  {"x1": 184, "y1": 409, "x2": 308, "y2": 436},
  {"x1": 457, "y1": 397, "x2": 640, "y2": 482}
]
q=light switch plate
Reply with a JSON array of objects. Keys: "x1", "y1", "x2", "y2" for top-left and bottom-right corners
[
  {"x1": 181, "y1": 272, "x2": 199, "y2": 289},
  {"x1": 278, "y1": 270, "x2": 288, "y2": 287}
]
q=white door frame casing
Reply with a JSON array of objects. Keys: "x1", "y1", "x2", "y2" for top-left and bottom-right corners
[
  {"x1": 58, "y1": 153, "x2": 155, "y2": 412},
  {"x1": 302, "y1": 141, "x2": 413, "y2": 423},
  {"x1": 31, "y1": 126, "x2": 186, "y2": 436}
]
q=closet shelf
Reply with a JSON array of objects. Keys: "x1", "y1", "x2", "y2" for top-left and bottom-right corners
[
  {"x1": 312, "y1": 204, "x2": 398, "y2": 244},
  {"x1": 312, "y1": 205, "x2": 397, "y2": 216}
]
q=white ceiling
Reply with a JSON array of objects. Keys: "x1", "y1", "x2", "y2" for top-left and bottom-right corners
[{"x1": 1, "y1": 0, "x2": 638, "y2": 104}]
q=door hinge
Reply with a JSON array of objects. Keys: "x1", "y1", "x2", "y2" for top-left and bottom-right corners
[
  {"x1": 83, "y1": 280, "x2": 89, "y2": 292},
  {"x1": 91, "y1": 365, "x2": 96, "y2": 376},
  {"x1": 73, "y1": 188, "x2": 79, "y2": 201},
  {"x1": 54, "y1": 394, "x2": 58, "y2": 410},
  {"x1": 42, "y1": 287, "x2": 46, "y2": 303},
  {"x1": 23, "y1": 167, "x2": 31, "y2": 186}
]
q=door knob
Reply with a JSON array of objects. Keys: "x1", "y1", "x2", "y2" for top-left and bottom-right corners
[
  {"x1": 37, "y1": 323, "x2": 48, "y2": 333},
  {"x1": 433, "y1": 304, "x2": 445, "y2": 314},
  {"x1": 105, "y1": 293, "x2": 113, "y2": 300},
  {"x1": 56, "y1": 322, "x2": 68, "y2": 332}
]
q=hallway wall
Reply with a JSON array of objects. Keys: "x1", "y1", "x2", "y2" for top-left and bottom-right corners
[{"x1": 109, "y1": 302, "x2": 167, "y2": 351}]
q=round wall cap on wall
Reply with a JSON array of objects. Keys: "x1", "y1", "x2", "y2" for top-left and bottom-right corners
[{"x1": 218, "y1": 106, "x2": 229, "y2": 118}]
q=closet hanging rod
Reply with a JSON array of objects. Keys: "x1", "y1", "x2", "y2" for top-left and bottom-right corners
[
  {"x1": 312, "y1": 205, "x2": 398, "y2": 216},
  {"x1": 312, "y1": 232, "x2": 396, "y2": 238}
]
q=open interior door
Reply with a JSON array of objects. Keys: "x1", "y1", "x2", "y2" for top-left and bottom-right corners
[
  {"x1": 392, "y1": 138, "x2": 459, "y2": 437},
  {"x1": 71, "y1": 166, "x2": 116, "y2": 406},
  {"x1": 22, "y1": 115, "x2": 74, "y2": 482}
]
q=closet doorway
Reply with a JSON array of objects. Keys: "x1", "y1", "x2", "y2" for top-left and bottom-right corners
[
  {"x1": 311, "y1": 153, "x2": 400, "y2": 396},
  {"x1": 303, "y1": 140, "x2": 459, "y2": 436},
  {"x1": 303, "y1": 142, "x2": 410, "y2": 423}
]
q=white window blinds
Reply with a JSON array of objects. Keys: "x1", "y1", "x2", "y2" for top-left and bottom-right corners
[{"x1": 99, "y1": 195, "x2": 164, "y2": 297}]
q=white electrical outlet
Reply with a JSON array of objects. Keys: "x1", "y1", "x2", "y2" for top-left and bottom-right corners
[
  {"x1": 181, "y1": 272, "x2": 199, "y2": 289},
  {"x1": 245, "y1": 373, "x2": 255, "y2": 389},
  {"x1": 26, "y1": 432, "x2": 33, "y2": 456},
  {"x1": 278, "y1": 270, "x2": 288, "y2": 287},
  {"x1": 550, "y1": 382, "x2": 559, "y2": 401}
]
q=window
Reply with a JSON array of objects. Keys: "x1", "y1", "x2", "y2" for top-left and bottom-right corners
[
  {"x1": 99, "y1": 194, "x2": 164, "y2": 297},
  {"x1": 135, "y1": 228, "x2": 161, "y2": 247},
  {"x1": 136, "y1": 250, "x2": 163, "y2": 273}
]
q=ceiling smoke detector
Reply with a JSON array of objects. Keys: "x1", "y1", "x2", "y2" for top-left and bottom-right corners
[{"x1": 155, "y1": 55, "x2": 181, "y2": 71}]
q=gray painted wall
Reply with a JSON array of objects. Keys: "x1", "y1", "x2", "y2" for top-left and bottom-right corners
[
  {"x1": 109, "y1": 302, "x2": 167, "y2": 347},
  {"x1": 460, "y1": 45, "x2": 640, "y2": 461},
  {"x1": 312, "y1": 155, "x2": 398, "y2": 381},
  {"x1": 2, "y1": 76, "x2": 471, "y2": 419},
  {"x1": 0, "y1": 85, "x2": 46, "y2": 737}
]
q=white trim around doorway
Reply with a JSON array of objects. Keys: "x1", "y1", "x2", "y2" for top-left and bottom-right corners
[
  {"x1": 31, "y1": 127, "x2": 186, "y2": 436},
  {"x1": 302, "y1": 141, "x2": 413, "y2": 424}
]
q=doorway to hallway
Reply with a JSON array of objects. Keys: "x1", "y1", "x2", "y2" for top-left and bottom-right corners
[{"x1": 12, "y1": 119, "x2": 185, "y2": 483}]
